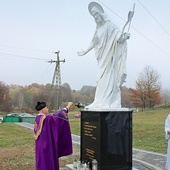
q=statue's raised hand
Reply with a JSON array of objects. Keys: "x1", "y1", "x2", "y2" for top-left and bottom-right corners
[{"x1": 124, "y1": 33, "x2": 130, "y2": 40}]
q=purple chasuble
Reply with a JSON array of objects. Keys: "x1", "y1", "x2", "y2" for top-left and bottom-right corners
[{"x1": 34, "y1": 109, "x2": 73, "y2": 170}]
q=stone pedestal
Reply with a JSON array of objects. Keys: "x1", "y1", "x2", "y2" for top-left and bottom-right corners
[{"x1": 80, "y1": 110, "x2": 133, "y2": 170}]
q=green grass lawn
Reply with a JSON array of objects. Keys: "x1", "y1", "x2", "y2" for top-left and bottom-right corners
[
  {"x1": 0, "y1": 123, "x2": 35, "y2": 169},
  {"x1": 0, "y1": 109, "x2": 169, "y2": 170},
  {"x1": 0, "y1": 109, "x2": 169, "y2": 154},
  {"x1": 133, "y1": 109, "x2": 170, "y2": 153},
  {"x1": 69, "y1": 109, "x2": 170, "y2": 153},
  {"x1": 0, "y1": 123, "x2": 33, "y2": 148}
]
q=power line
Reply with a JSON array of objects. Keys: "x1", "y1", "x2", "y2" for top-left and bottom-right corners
[
  {"x1": 131, "y1": 25, "x2": 170, "y2": 57},
  {"x1": 0, "y1": 44, "x2": 52, "y2": 53},
  {"x1": 0, "y1": 52, "x2": 48, "y2": 61},
  {"x1": 136, "y1": 0, "x2": 170, "y2": 36},
  {"x1": 97, "y1": 0, "x2": 170, "y2": 58},
  {"x1": 38, "y1": 64, "x2": 55, "y2": 83},
  {"x1": 97, "y1": 0, "x2": 125, "y2": 22}
]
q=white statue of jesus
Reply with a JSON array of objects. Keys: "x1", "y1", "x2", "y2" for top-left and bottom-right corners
[{"x1": 78, "y1": 2, "x2": 133, "y2": 110}]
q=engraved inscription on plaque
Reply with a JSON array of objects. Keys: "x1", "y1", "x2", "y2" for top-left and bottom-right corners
[
  {"x1": 84, "y1": 122, "x2": 97, "y2": 140},
  {"x1": 85, "y1": 148, "x2": 95, "y2": 160},
  {"x1": 81, "y1": 112, "x2": 100, "y2": 161}
]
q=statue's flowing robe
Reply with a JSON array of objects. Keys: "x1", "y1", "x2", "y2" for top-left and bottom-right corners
[
  {"x1": 87, "y1": 21, "x2": 127, "y2": 109},
  {"x1": 34, "y1": 109, "x2": 72, "y2": 170},
  {"x1": 165, "y1": 114, "x2": 170, "y2": 170}
]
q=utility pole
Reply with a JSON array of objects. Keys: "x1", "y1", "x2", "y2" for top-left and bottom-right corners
[{"x1": 48, "y1": 51, "x2": 65, "y2": 110}]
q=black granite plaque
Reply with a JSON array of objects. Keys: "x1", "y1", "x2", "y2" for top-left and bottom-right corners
[{"x1": 81, "y1": 110, "x2": 133, "y2": 170}]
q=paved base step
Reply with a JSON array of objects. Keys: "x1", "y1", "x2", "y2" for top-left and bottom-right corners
[
  {"x1": 65, "y1": 164, "x2": 73, "y2": 170},
  {"x1": 65, "y1": 163, "x2": 158, "y2": 170}
]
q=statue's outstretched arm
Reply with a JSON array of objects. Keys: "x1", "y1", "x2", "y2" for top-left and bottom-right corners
[{"x1": 77, "y1": 42, "x2": 95, "y2": 56}]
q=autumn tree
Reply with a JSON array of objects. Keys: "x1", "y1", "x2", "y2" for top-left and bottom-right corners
[
  {"x1": 121, "y1": 86, "x2": 132, "y2": 108},
  {"x1": 129, "y1": 65, "x2": 162, "y2": 110},
  {"x1": 0, "y1": 81, "x2": 11, "y2": 112},
  {"x1": 9, "y1": 85, "x2": 26, "y2": 111},
  {"x1": 62, "y1": 83, "x2": 73, "y2": 102},
  {"x1": 80, "y1": 86, "x2": 95, "y2": 104},
  {"x1": 25, "y1": 84, "x2": 49, "y2": 111}
]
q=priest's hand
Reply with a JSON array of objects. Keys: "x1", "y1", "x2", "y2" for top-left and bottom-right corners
[{"x1": 66, "y1": 102, "x2": 73, "y2": 110}]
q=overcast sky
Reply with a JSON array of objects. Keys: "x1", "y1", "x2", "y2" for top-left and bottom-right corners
[{"x1": 0, "y1": 0, "x2": 170, "y2": 90}]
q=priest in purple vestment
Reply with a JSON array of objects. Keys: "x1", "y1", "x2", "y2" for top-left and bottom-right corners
[{"x1": 34, "y1": 101, "x2": 73, "y2": 170}]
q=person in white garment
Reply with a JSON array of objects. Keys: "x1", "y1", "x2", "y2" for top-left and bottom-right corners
[
  {"x1": 77, "y1": 2, "x2": 131, "y2": 110},
  {"x1": 165, "y1": 114, "x2": 170, "y2": 170}
]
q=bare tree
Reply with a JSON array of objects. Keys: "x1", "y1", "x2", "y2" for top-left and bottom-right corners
[
  {"x1": 129, "y1": 65, "x2": 162, "y2": 110},
  {"x1": 18, "y1": 91, "x2": 24, "y2": 110}
]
